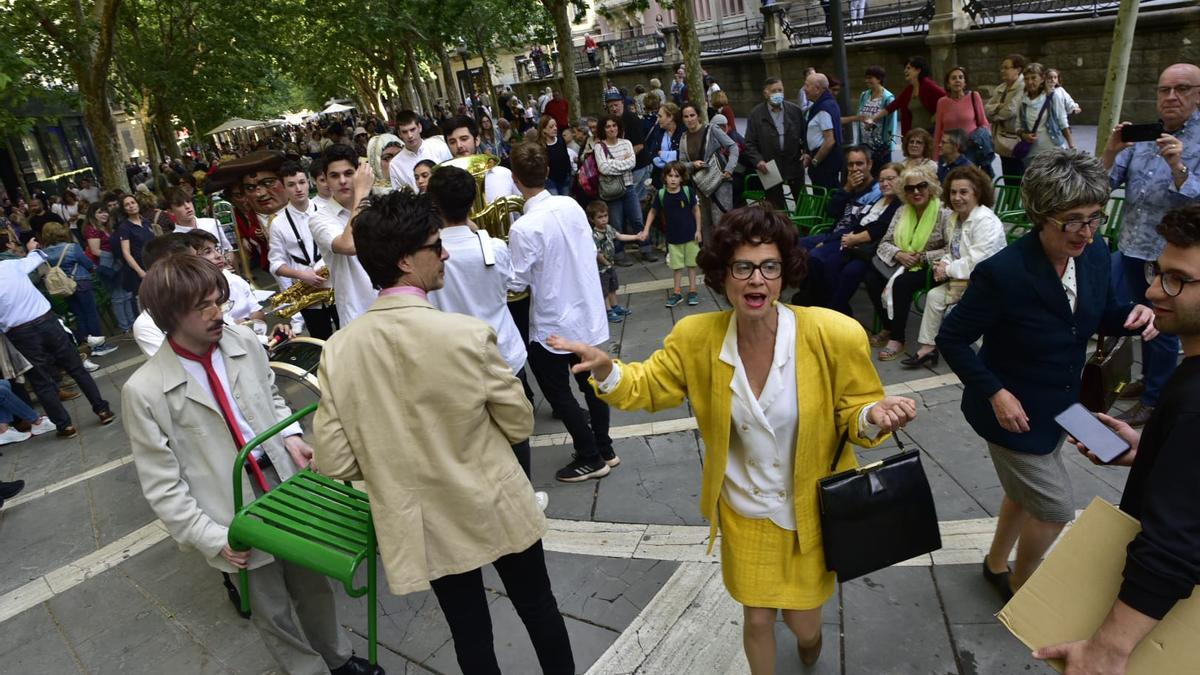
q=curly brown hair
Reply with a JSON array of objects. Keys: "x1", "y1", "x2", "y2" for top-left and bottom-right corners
[
  {"x1": 1157, "y1": 203, "x2": 1200, "y2": 247},
  {"x1": 942, "y1": 165, "x2": 995, "y2": 209},
  {"x1": 698, "y1": 204, "x2": 807, "y2": 295}
]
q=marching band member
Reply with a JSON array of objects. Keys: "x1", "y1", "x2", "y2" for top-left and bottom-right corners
[
  {"x1": 308, "y1": 145, "x2": 376, "y2": 327},
  {"x1": 269, "y1": 161, "x2": 337, "y2": 339},
  {"x1": 442, "y1": 115, "x2": 521, "y2": 201},
  {"x1": 387, "y1": 110, "x2": 452, "y2": 192}
]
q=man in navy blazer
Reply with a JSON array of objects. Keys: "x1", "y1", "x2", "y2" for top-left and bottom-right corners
[{"x1": 936, "y1": 149, "x2": 1158, "y2": 599}]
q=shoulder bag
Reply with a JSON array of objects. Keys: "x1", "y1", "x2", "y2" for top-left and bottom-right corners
[
  {"x1": 690, "y1": 125, "x2": 726, "y2": 197},
  {"x1": 1080, "y1": 333, "x2": 1133, "y2": 413},
  {"x1": 818, "y1": 428, "x2": 942, "y2": 581},
  {"x1": 993, "y1": 83, "x2": 1021, "y2": 158},
  {"x1": 597, "y1": 143, "x2": 628, "y2": 201},
  {"x1": 1012, "y1": 95, "x2": 1053, "y2": 161},
  {"x1": 967, "y1": 92, "x2": 996, "y2": 169},
  {"x1": 577, "y1": 143, "x2": 600, "y2": 198},
  {"x1": 44, "y1": 245, "x2": 78, "y2": 298}
]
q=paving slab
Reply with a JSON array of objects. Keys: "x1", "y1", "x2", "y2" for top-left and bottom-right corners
[
  {"x1": 0, "y1": 482, "x2": 98, "y2": 596},
  {"x1": 841, "y1": 566, "x2": 959, "y2": 675},
  {"x1": 593, "y1": 432, "x2": 705, "y2": 526}
]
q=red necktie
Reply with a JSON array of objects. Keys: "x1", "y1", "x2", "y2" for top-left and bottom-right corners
[{"x1": 168, "y1": 338, "x2": 271, "y2": 493}]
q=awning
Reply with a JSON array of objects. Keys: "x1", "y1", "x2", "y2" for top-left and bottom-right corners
[
  {"x1": 320, "y1": 103, "x2": 355, "y2": 114},
  {"x1": 205, "y1": 118, "x2": 268, "y2": 135}
]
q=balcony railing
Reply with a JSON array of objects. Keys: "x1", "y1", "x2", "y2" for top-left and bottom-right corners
[
  {"x1": 697, "y1": 14, "x2": 765, "y2": 56},
  {"x1": 783, "y1": 0, "x2": 933, "y2": 47}
]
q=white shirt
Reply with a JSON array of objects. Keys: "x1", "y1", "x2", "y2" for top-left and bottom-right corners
[
  {"x1": 74, "y1": 186, "x2": 100, "y2": 203},
  {"x1": 174, "y1": 217, "x2": 232, "y2": 253},
  {"x1": 267, "y1": 202, "x2": 324, "y2": 290},
  {"x1": 224, "y1": 269, "x2": 260, "y2": 322},
  {"x1": 806, "y1": 110, "x2": 834, "y2": 155},
  {"x1": 312, "y1": 194, "x2": 334, "y2": 213},
  {"x1": 0, "y1": 252, "x2": 51, "y2": 331},
  {"x1": 427, "y1": 225, "x2": 527, "y2": 374},
  {"x1": 508, "y1": 190, "x2": 608, "y2": 351},
  {"x1": 1062, "y1": 257, "x2": 1078, "y2": 313},
  {"x1": 387, "y1": 137, "x2": 452, "y2": 192},
  {"x1": 133, "y1": 310, "x2": 166, "y2": 357},
  {"x1": 308, "y1": 201, "x2": 375, "y2": 327},
  {"x1": 173, "y1": 344, "x2": 301, "y2": 460},
  {"x1": 483, "y1": 166, "x2": 521, "y2": 202},
  {"x1": 721, "y1": 304, "x2": 800, "y2": 529}
]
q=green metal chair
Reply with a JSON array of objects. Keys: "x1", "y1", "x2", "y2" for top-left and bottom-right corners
[
  {"x1": 1102, "y1": 197, "x2": 1125, "y2": 252},
  {"x1": 993, "y1": 176, "x2": 1029, "y2": 239},
  {"x1": 743, "y1": 174, "x2": 766, "y2": 205},
  {"x1": 789, "y1": 185, "x2": 832, "y2": 234},
  {"x1": 228, "y1": 403, "x2": 379, "y2": 666}
]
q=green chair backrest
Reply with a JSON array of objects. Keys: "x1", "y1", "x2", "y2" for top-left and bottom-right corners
[
  {"x1": 1103, "y1": 197, "x2": 1125, "y2": 252},
  {"x1": 994, "y1": 182, "x2": 1023, "y2": 216},
  {"x1": 743, "y1": 174, "x2": 766, "y2": 204}
]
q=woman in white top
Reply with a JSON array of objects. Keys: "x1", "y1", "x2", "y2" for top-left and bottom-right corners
[
  {"x1": 1010, "y1": 62, "x2": 1074, "y2": 166},
  {"x1": 904, "y1": 165, "x2": 1007, "y2": 367},
  {"x1": 1044, "y1": 69, "x2": 1081, "y2": 116},
  {"x1": 593, "y1": 114, "x2": 643, "y2": 248}
]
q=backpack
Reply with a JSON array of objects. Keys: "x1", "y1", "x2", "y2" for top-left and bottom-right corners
[
  {"x1": 656, "y1": 185, "x2": 692, "y2": 207},
  {"x1": 44, "y1": 245, "x2": 78, "y2": 298},
  {"x1": 577, "y1": 148, "x2": 600, "y2": 198}
]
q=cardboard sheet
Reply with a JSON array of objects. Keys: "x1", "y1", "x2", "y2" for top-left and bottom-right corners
[{"x1": 997, "y1": 497, "x2": 1200, "y2": 674}]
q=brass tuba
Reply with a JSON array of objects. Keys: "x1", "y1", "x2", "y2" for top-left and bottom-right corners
[{"x1": 438, "y1": 154, "x2": 525, "y2": 239}]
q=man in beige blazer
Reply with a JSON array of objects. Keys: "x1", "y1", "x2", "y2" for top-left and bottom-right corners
[
  {"x1": 122, "y1": 255, "x2": 381, "y2": 675},
  {"x1": 314, "y1": 190, "x2": 575, "y2": 674}
]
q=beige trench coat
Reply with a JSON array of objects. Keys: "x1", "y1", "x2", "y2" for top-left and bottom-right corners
[{"x1": 314, "y1": 293, "x2": 543, "y2": 595}]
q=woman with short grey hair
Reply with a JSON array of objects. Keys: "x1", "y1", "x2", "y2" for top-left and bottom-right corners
[{"x1": 937, "y1": 149, "x2": 1158, "y2": 602}]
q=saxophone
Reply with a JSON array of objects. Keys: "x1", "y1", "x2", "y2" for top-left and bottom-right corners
[
  {"x1": 265, "y1": 267, "x2": 335, "y2": 319},
  {"x1": 438, "y1": 154, "x2": 528, "y2": 301}
]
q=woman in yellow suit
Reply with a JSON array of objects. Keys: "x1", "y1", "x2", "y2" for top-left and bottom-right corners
[{"x1": 549, "y1": 205, "x2": 918, "y2": 674}]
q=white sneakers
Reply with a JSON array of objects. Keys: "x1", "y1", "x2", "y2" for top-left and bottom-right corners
[
  {"x1": 91, "y1": 344, "x2": 118, "y2": 357},
  {"x1": 535, "y1": 491, "x2": 550, "y2": 512},
  {"x1": 83, "y1": 359, "x2": 100, "y2": 372},
  {"x1": 85, "y1": 335, "x2": 106, "y2": 347},
  {"x1": 29, "y1": 417, "x2": 56, "y2": 436},
  {"x1": 0, "y1": 428, "x2": 31, "y2": 446}
]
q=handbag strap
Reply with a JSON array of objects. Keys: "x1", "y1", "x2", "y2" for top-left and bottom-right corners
[
  {"x1": 971, "y1": 91, "x2": 982, "y2": 128},
  {"x1": 1022, "y1": 93, "x2": 1053, "y2": 133},
  {"x1": 829, "y1": 415, "x2": 907, "y2": 473},
  {"x1": 54, "y1": 245, "x2": 70, "y2": 268}
]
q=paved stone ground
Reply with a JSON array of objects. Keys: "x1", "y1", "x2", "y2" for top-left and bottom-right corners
[{"x1": 4, "y1": 132, "x2": 1150, "y2": 675}]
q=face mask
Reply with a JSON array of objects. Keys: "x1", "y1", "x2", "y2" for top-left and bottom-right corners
[{"x1": 769, "y1": 93, "x2": 785, "y2": 106}]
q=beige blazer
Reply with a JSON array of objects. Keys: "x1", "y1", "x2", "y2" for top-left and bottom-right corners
[
  {"x1": 122, "y1": 325, "x2": 299, "y2": 573},
  {"x1": 314, "y1": 293, "x2": 543, "y2": 595}
]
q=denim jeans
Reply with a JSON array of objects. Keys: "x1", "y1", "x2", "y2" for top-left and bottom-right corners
[
  {"x1": 1115, "y1": 252, "x2": 1180, "y2": 406},
  {"x1": 108, "y1": 281, "x2": 137, "y2": 332},
  {"x1": 4, "y1": 313, "x2": 110, "y2": 430},
  {"x1": 606, "y1": 188, "x2": 650, "y2": 255},
  {"x1": 544, "y1": 178, "x2": 571, "y2": 196},
  {"x1": 67, "y1": 279, "x2": 104, "y2": 341},
  {"x1": 0, "y1": 379, "x2": 40, "y2": 424}
]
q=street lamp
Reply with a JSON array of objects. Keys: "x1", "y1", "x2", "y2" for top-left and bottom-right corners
[{"x1": 456, "y1": 43, "x2": 474, "y2": 114}]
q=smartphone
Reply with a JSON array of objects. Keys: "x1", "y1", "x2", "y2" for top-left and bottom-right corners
[
  {"x1": 1121, "y1": 122, "x2": 1165, "y2": 143},
  {"x1": 1054, "y1": 403, "x2": 1130, "y2": 464}
]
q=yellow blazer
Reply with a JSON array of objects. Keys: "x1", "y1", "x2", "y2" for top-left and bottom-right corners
[{"x1": 595, "y1": 305, "x2": 889, "y2": 554}]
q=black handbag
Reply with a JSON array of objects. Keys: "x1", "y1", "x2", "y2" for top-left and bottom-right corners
[
  {"x1": 1080, "y1": 334, "x2": 1133, "y2": 413},
  {"x1": 817, "y1": 430, "x2": 942, "y2": 581}
]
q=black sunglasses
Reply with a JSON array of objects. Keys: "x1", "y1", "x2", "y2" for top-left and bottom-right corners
[
  {"x1": 903, "y1": 182, "x2": 930, "y2": 193},
  {"x1": 415, "y1": 239, "x2": 444, "y2": 256}
]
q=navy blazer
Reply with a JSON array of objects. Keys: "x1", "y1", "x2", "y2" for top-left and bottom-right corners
[{"x1": 936, "y1": 232, "x2": 1133, "y2": 454}]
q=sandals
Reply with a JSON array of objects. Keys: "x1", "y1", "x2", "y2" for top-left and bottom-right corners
[
  {"x1": 877, "y1": 346, "x2": 903, "y2": 361},
  {"x1": 869, "y1": 331, "x2": 891, "y2": 348}
]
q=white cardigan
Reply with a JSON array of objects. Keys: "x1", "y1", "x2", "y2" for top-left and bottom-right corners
[{"x1": 941, "y1": 205, "x2": 1007, "y2": 280}]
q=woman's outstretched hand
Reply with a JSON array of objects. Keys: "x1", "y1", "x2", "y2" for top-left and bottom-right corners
[
  {"x1": 545, "y1": 335, "x2": 615, "y2": 380},
  {"x1": 868, "y1": 396, "x2": 918, "y2": 433}
]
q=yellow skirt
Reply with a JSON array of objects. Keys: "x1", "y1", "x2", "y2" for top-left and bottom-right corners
[{"x1": 718, "y1": 498, "x2": 835, "y2": 610}]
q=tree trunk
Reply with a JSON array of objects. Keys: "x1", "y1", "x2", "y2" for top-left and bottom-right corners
[
  {"x1": 154, "y1": 104, "x2": 180, "y2": 160},
  {"x1": 675, "y1": 0, "x2": 707, "y2": 123},
  {"x1": 79, "y1": 81, "x2": 128, "y2": 193},
  {"x1": 438, "y1": 48, "x2": 461, "y2": 108},
  {"x1": 406, "y1": 46, "x2": 434, "y2": 115},
  {"x1": 544, "y1": 0, "x2": 580, "y2": 122}
]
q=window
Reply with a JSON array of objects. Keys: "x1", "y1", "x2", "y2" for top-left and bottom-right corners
[{"x1": 720, "y1": 0, "x2": 745, "y2": 17}]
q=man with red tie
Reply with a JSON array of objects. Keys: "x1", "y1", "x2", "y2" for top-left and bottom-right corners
[{"x1": 121, "y1": 254, "x2": 381, "y2": 675}]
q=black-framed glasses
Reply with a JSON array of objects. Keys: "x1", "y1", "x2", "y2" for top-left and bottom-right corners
[
  {"x1": 903, "y1": 182, "x2": 930, "y2": 194},
  {"x1": 242, "y1": 177, "x2": 279, "y2": 193},
  {"x1": 729, "y1": 259, "x2": 783, "y2": 280},
  {"x1": 1046, "y1": 212, "x2": 1108, "y2": 234},
  {"x1": 415, "y1": 239, "x2": 444, "y2": 256},
  {"x1": 1144, "y1": 261, "x2": 1200, "y2": 297},
  {"x1": 1156, "y1": 84, "x2": 1196, "y2": 97}
]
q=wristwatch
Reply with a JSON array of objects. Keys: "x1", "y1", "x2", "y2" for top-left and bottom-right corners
[{"x1": 1172, "y1": 164, "x2": 1189, "y2": 181}]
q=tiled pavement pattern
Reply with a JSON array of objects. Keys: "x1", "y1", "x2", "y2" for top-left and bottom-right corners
[{"x1": 0, "y1": 247, "x2": 1142, "y2": 675}]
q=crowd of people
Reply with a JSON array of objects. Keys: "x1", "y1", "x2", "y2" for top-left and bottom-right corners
[{"x1": 0, "y1": 51, "x2": 1197, "y2": 675}]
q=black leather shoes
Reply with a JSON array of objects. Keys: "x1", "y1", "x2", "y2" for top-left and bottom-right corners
[
  {"x1": 0, "y1": 479, "x2": 25, "y2": 501},
  {"x1": 983, "y1": 560, "x2": 1014, "y2": 601},
  {"x1": 331, "y1": 655, "x2": 384, "y2": 675},
  {"x1": 900, "y1": 349, "x2": 939, "y2": 368}
]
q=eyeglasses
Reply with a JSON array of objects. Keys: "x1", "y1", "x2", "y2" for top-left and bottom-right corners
[
  {"x1": 197, "y1": 299, "x2": 233, "y2": 320},
  {"x1": 1144, "y1": 261, "x2": 1200, "y2": 297},
  {"x1": 242, "y1": 177, "x2": 279, "y2": 193},
  {"x1": 415, "y1": 239, "x2": 444, "y2": 256},
  {"x1": 1156, "y1": 85, "x2": 1197, "y2": 97},
  {"x1": 903, "y1": 182, "x2": 930, "y2": 193},
  {"x1": 729, "y1": 259, "x2": 783, "y2": 280},
  {"x1": 1045, "y1": 212, "x2": 1108, "y2": 234}
]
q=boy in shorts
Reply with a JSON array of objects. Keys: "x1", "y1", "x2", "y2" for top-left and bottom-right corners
[
  {"x1": 642, "y1": 161, "x2": 702, "y2": 307},
  {"x1": 588, "y1": 201, "x2": 643, "y2": 323}
]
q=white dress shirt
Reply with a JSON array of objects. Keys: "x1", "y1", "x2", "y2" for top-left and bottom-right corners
[
  {"x1": 133, "y1": 310, "x2": 166, "y2": 357},
  {"x1": 483, "y1": 166, "x2": 521, "y2": 202},
  {"x1": 174, "y1": 218, "x2": 232, "y2": 253},
  {"x1": 0, "y1": 251, "x2": 51, "y2": 331},
  {"x1": 427, "y1": 225, "x2": 527, "y2": 374},
  {"x1": 388, "y1": 137, "x2": 452, "y2": 192},
  {"x1": 174, "y1": 347, "x2": 301, "y2": 460},
  {"x1": 267, "y1": 201, "x2": 324, "y2": 290},
  {"x1": 312, "y1": 194, "x2": 334, "y2": 213},
  {"x1": 308, "y1": 200, "x2": 375, "y2": 326},
  {"x1": 508, "y1": 190, "x2": 608, "y2": 351},
  {"x1": 224, "y1": 269, "x2": 260, "y2": 322},
  {"x1": 1062, "y1": 257, "x2": 1077, "y2": 313}
]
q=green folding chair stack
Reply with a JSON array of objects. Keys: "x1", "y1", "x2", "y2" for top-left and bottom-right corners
[
  {"x1": 993, "y1": 176, "x2": 1030, "y2": 242},
  {"x1": 789, "y1": 185, "x2": 832, "y2": 234},
  {"x1": 743, "y1": 174, "x2": 766, "y2": 204},
  {"x1": 228, "y1": 403, "x2": 379, "y2": 666}
]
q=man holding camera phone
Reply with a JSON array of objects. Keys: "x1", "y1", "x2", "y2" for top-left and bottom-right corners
[
  {"x1": 1035, "y1": 204, "x2": 1200, "y2": 674},
  {"x1": 1101, "y1": 63, "x2": 1200, "y2": 428}
]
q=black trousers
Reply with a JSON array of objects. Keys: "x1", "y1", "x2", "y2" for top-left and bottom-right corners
[
  {"x1": 808, "y1": 156, "x2": 843, "y2": 191},
  {"x1": 5, "y1": 313, "x2": 110, "y2": 430},
  {"x1": 429, "y1": 540, "x2": 574, "y2": 675},
  {"x1": 526, "y1": 341, "x2": 611, "y2": 464},
  {"x1": 1000, "y1": 156, "x2": 1024, "y2": 183},
  {"x1": 298, "y1": 306, "x2": 338, "y2": 340},
  {"x1": 764, "y1": 178, "x2": 806, "y2": 213},
  {"x1": 865, "y1": 267, "x2": 942, "y2": 342}
]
